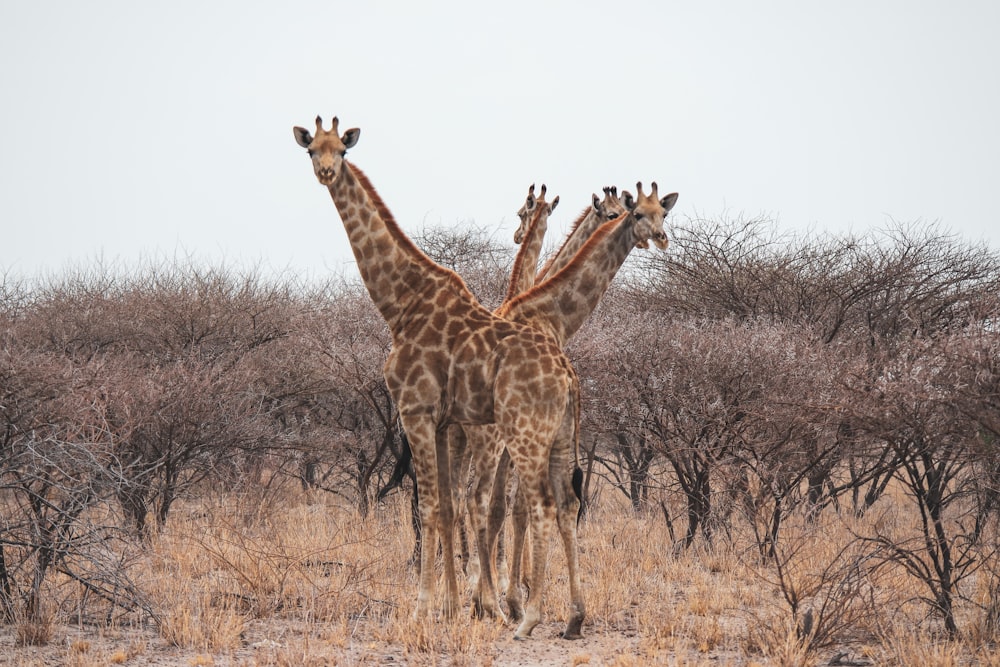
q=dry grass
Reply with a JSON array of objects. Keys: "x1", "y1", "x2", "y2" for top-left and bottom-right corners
[{"x1": 2, "y1": 483, "x2": 998, "y2": 666}]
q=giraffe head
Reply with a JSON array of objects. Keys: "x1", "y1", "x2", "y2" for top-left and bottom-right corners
[
  {"x1": 293, "y1": 116, "x2": 361, "y2": 186},
  {"x1": 590, "y1": 186, "x2": 628, "y2": 223},
  {"x1": 621, "y1": 182, "x2": 678, "y2": 250},
  {"x1": 514, "y1": 184, "x2": 559, "y2": 244}
]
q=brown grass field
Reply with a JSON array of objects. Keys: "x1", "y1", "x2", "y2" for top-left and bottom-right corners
[{"x1": 2, "y1": 479, "x2": 999, "y2": 667}]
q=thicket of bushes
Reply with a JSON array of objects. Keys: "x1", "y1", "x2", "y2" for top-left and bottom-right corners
[{"x1": 1, "y1": 218, "x2": 998, "y2": 646}]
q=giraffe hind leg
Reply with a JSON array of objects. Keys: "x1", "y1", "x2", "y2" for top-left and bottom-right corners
[{"x1": 551, "y1": 399, "x2": 586, "y2": 639}]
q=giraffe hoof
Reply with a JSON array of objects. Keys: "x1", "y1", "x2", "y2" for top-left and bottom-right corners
[{"x1": 562, "y1": 615, "x2": 584, "y2": 639}]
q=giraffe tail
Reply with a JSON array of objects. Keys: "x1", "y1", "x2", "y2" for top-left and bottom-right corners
[
  {"x1": 573, "y1": 467, "x2": 584, "y2": 524},
  {"x1": 569, "y1": 372, "x2": 585, "y2": 524}
]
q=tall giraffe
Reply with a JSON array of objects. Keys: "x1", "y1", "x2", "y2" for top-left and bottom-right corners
[
  {"x1": 486, "y1": 182, "x2": 678, "y2": 620},
  {"x1": 293, "y1": 116, "x2": 584, "y2": 639}
]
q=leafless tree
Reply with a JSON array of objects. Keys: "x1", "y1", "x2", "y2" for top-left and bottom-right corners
[
  {"x1": 0, "y1": 348, "x2": 149, "y2": 632},
  {"x1": 843, "y1": 334, "x2": 987, "y2": 636}
]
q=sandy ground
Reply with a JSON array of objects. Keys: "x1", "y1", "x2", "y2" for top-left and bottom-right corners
[{"x1": 0, "y1": 618, "x2": 769, "y2": 667}]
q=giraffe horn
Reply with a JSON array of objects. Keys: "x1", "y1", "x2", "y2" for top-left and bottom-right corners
[
  {"x1": 650, "y1": 181, "x2": 659, "y2": 198},
  {"x1": 636, "y1": 182, "x2": 645, "y2": 198},
  {"x1": 315, "y1": 116, "x2": 324, "y2": 133},
  {"x1": 528, "y1": 183, "x2": 536, "y2": 196},
  {"x1": 330, "y1": 116, "x2": 341, "y2": 134},
  {"x1": 539, "y1": 184, "x2": 547, "y2": 198}
]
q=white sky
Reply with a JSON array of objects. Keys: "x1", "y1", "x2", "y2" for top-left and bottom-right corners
[{"x1": 2, "y1": 1, "x2": 999, "y2": 282}]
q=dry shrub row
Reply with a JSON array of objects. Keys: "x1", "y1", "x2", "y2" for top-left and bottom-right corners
[{"x1": 0, "y1": 219, "x2": 999, "y2": 664}]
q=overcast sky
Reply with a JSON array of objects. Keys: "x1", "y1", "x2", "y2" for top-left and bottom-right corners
[{"x1": 2, "y1": 1, "x2": 999, "y2": 283}]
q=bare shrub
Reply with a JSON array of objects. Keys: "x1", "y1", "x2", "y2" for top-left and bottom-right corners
[
  {"x1": 843, "y1": 333, "x2": 991, "y2": 636},
  {"x1": 746, "y1": 516, "x2": 880, "y2": 660},
  {"x1": 0, "y1": 345, "x2": 154, "y2": 632}
]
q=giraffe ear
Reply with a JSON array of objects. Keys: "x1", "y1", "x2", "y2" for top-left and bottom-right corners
[
  {"x1": 549, "y1": 195, "x2": 559, "y2": 213},
  {"x1": 342, "y1": 128, "x2": 361, "y2": 149},
  {"x1": 293, "y1": 126, "x2": 313, "y2": 148},
  {"x1": 591, "y1": 193, "x2": 601, "y2": 210},
  {"x1": 660, "y1": 192, "x2": 679, "y2": 213},
  {"x1": 622, "y1": 190, "x2": 636, "y2": 211}
]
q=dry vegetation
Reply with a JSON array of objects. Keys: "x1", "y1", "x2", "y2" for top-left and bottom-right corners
[
  {"x1": 2, "y1": 219, "x2": 1000, "y2": 665},
  {"x1": 2, "y1": 486, "x2": 1000, "y2": 666}
]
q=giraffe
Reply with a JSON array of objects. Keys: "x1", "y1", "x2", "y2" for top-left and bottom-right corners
[
  {"x1": 486, "y1": 182, "x2": 679, "y2": 620},
  {"x1": 293, "y1": 116, "x2": 585, "y2": 639}
]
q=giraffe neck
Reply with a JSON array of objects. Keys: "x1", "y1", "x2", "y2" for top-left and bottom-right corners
[
  {"x1": 500, "y1": 213, "x2": 636, "y2": 346},
  {"x1": 502, "y1": 206, "x2": 550, "y2": 304},
  {"x1": 326, "y1": 161, "x2": 474, "y2": 332},
  {"x1": 536, "y1": 207, "x2": 603, "y2": 282}
]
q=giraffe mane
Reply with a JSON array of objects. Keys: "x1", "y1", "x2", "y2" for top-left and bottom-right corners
[
  {"x1": 568, "y1": 206, "x2": 592, "y2": 235},
  {"x1": 536, "y1": 206, "x2": 592, "y2": 279},
  {"x1": 346, "y1": 160, "x2": 475, "y2": 296},
  {"x1": 500, "y1": 212, "x2": 628, "y2": 316}
]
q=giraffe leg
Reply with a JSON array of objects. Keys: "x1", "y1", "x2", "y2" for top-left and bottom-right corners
[
  {"x1": 435, "y1": 425, "x2": 460, "y2": 618},
  {"x1": 413, "y1": 448, "x2": 439, "y2": 615},
  {"x1": 397, "y1": 414, "x2": 444, "y2": 619},
  {"x1": 513, "y1": 471, "x2": 555, "y2": 640},
  {"x1": 550, "y1": 434, "x2": 585, "y2": 638},
  {"x1": 448, "y1": 426, "x2": 474, "y2": 582},
  {"x1": 468, "y1": 427, "x2": 506, "y2": 621},
  {"x1": 489, "y1": 449, "x2": 513, "y2": 592},
  {"x1": 553, "y1": 381, "x2": 586, "y2": 639},
  {"x1": 505, "y1": 479, "x2": 528, "y2": 623}
]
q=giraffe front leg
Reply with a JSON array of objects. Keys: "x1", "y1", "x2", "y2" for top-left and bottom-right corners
[
  {"x1": 435, "y1": 425, "x2": 461, "y2": 618},
  {"x1": 414, "y1": 506, "x2": 438, "y2": 619},
  {"x1": 399, "y1": 415, "x2": 442, "y2": 620}
]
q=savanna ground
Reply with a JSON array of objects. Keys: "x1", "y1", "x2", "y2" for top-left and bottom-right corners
[{"x1": 3, "y1": 479, "x2": 998, "y2": 667}]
